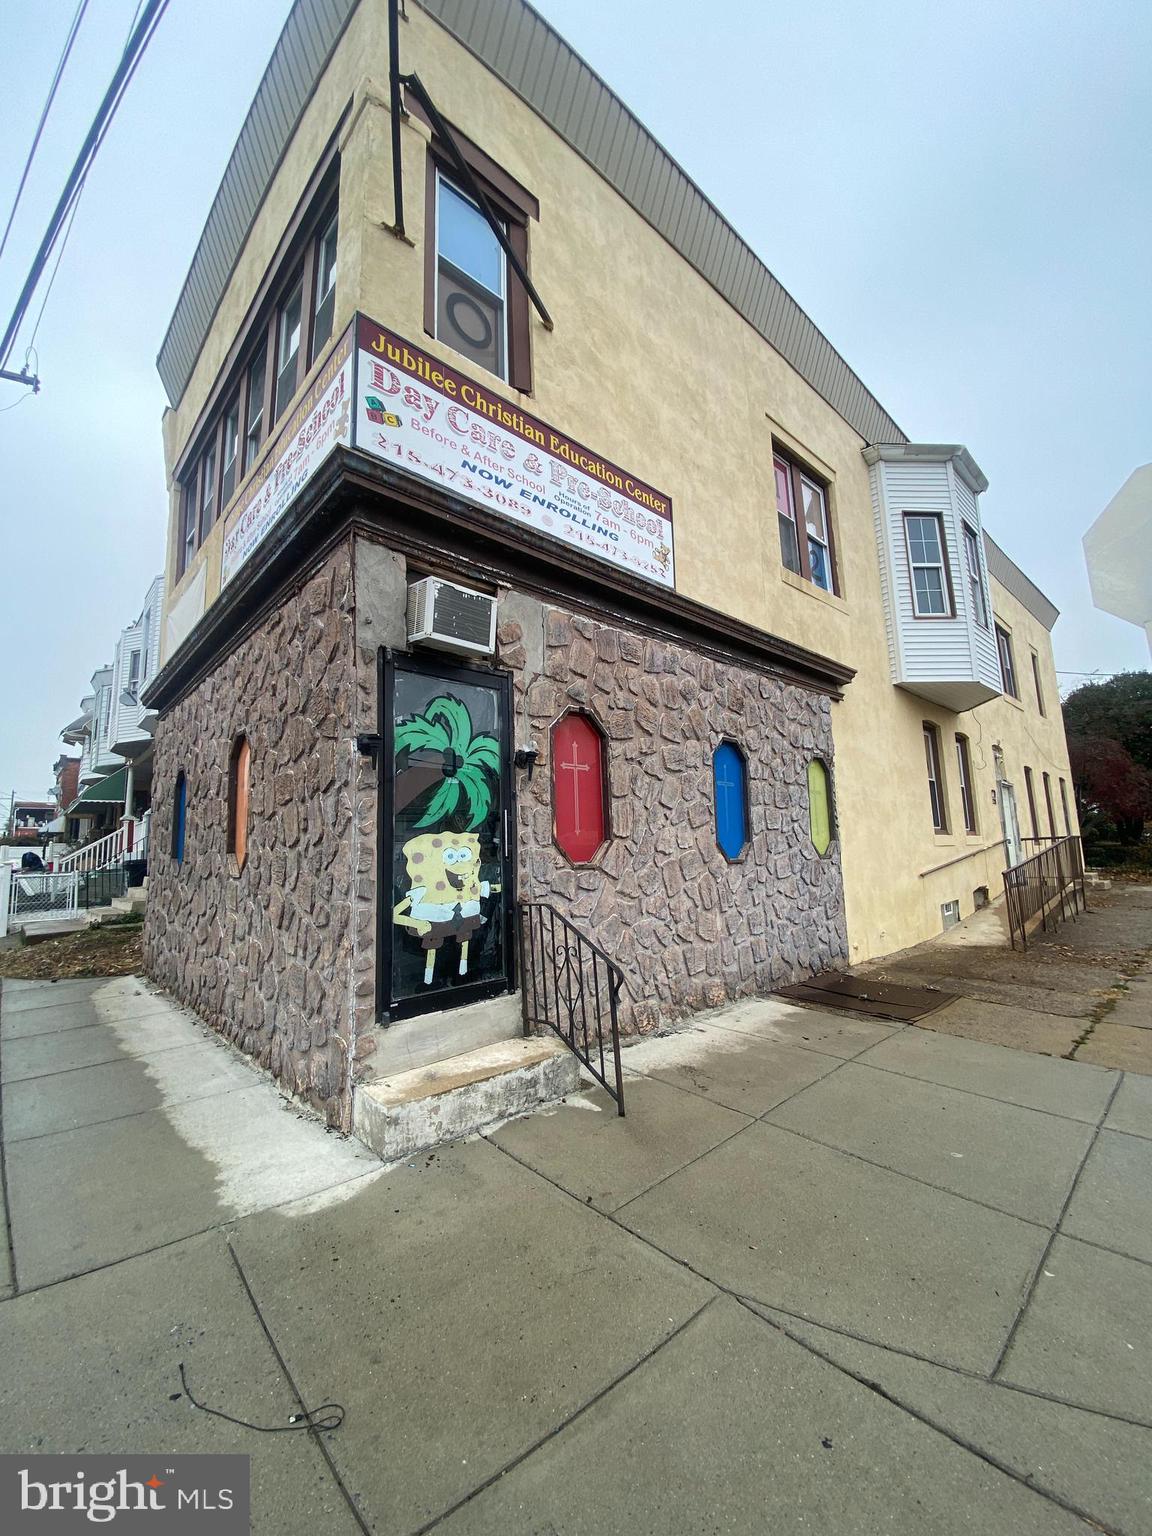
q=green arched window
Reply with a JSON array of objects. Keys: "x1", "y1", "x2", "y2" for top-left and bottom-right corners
[{"x1": 808, "y1": 759, "x2": 833, "y2": 856}]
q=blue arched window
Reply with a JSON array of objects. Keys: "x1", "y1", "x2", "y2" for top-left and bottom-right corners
[
  {"x1": 712, "y1": 742, "x2": 748, "y2": 861},
  {"x1": 171, "y1": 771, "x2": 187, "y2": 865}
]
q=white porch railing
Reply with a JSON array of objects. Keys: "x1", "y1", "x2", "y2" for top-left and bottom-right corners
[
  {"x1": 0, "y1": 869, "x2": 80, "y2": 937},
  {"x1": 55, "y1": 821, "x2": 141, "y2": 875}
]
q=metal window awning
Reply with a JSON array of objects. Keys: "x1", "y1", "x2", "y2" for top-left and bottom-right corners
[{"x1": 66, "y1": 766, "x2": 128, "y2": 811}]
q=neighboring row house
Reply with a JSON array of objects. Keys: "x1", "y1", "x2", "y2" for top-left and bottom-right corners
[
  {"x1": 143, "y1": 0, "x2": 1079, "y2": 1133},
  {"x1": 58, "y1": 574, "x2": 165, "y2": 846}
]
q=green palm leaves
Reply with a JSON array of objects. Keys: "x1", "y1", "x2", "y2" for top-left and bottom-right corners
[{"x1": 394, "y1": 694, "x2": 501, "y2": 830}]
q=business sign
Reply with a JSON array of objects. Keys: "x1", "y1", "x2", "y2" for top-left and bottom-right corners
[
  {"x1": 353, "y1": 317, "x2": 675, "y2": 588},
  {"x1": 220, "y1": 327, "x2": 353, "y2": 586}
]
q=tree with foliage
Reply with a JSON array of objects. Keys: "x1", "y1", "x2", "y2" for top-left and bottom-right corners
[
  {"x1": 1062, "y1": 672, "x2": 1152, "y2": 774},
  {"x1": 1062, "y1": 671, "x2": 1151, "y2": 843}
]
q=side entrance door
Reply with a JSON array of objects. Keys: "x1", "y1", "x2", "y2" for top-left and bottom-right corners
[
  {"x1": 999, "y1": 781, "x2": 1023, "y2": 868},
  {"x1": 381, "y1": 653, "x2": 515, "y2": 1022}
]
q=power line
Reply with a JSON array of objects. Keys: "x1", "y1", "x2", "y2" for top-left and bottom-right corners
[
  {"x1": 0, "y1": 0, "x2": 169, "y2": 373},
  {"x1": 0, "y1": 0, "x2": 90, "y2": 268}
]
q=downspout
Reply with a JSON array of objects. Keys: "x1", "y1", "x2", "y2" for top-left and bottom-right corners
[{"x1": 388, "y1": 0, "x2": 405, "y2": 238}]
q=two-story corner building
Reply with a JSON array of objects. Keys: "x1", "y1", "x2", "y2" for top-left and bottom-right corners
[{"x1": 142, "y1": 0, "x2": 1077, "y2": 1130}]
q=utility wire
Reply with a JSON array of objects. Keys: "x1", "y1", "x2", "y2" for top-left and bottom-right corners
[
  {"x1": 0, "y1": 0, "x2": 90, "y2": 268},
  {"x1": 0, "y1": 0, "x2": 169, "y2": 371}
]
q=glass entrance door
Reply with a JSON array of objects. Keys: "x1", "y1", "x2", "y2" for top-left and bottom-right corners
[{"x1": 383, "y1": 655, "x2": 514, "y2": 1020}]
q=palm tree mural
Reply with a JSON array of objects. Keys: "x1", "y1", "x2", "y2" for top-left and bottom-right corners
[{"x1": 393, "y1": 694, "x2": 501, "y2": 828}]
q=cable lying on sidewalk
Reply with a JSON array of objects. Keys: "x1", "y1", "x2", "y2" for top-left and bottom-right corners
[{"x1": 177, "y1": 1362, "x2": 345, "y2": 1433}]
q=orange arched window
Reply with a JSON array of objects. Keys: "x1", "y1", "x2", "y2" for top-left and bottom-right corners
[{"x1": 229, "y1": 735, "x2": 251, "y2": 870}]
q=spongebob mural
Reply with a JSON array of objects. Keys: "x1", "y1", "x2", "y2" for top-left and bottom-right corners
[{"x1": 389, "y1": 685, "x2": 507, "y2": 999}]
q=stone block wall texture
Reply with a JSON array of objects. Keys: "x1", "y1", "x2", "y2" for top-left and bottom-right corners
[
  {"x1": 144, "y1": 544, "x2": 359, "y2": 1128},
  {"x1": 500, "y1": 603, "x2": 848, "y2": 1032}
]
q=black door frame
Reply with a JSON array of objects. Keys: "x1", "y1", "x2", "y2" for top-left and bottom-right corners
[{"x1": 376, "y1": 646, "x2": 517, "y2": 1024}]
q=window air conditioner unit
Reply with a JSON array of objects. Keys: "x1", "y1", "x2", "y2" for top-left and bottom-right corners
[{"x1": 407, "y1": 577, "x2": 497, "y2": 657}]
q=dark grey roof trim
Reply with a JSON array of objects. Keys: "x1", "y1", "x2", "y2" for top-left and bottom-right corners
[
  {"x1": 984, "y1": 532, "x2": 1060, "y2": 631},
  {"x1": 156, "y1": 0, "x2": 358, "y2": 403},
  {"x1": 157, "y1": 0, "x2": 907, "y2": 447}
]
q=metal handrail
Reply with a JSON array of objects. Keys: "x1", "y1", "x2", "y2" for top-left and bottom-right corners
[
  {"x1": 518, "y1": 901, "x2": 626, "y2": 1115},
  {"x1": 1003, "y1": 835, "x2": 1087, "y2": 950}
]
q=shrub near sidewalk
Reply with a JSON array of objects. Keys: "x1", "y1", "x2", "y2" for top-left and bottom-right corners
[{"x1": 0, "y1": 915, "x2": 144, "y2": 980}]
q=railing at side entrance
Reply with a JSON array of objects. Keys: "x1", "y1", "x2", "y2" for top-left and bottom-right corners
[
  {"x1": 518, "y1": 901, "x2": 626, "y2": 1115},
  {"x1": 1003, "y1": 835, "x2": 1087, "y2": 950}
]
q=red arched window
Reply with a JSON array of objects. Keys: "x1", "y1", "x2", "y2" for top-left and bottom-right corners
[{"x1": 551, "y1": 713, "x2": 608, "y2": 864}]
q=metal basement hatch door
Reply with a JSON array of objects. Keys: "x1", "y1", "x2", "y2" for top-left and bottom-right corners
[{"x1": 775, "y1": 972, "x2": 951, "y2": 1023}]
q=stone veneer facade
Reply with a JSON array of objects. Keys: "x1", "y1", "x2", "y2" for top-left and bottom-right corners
[
  {"x1": 498, "y1": 601, "x2": 848, "y2": 1032},
  {"x1": 146, "y1": 530, "x2": 847, "y2": 1123},
  {"x1": 145, "y1": 543, "x2": 359, "y2": 1129}
]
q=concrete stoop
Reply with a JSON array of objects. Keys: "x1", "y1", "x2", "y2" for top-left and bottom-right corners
[{"x1": 353, "y1": 1036, "x2": 580, "y2": 1162}]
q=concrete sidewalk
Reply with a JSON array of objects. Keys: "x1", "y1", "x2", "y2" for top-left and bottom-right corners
[{"x1": 2, "y1": 973, "x2": 1151, "y2": 1534}]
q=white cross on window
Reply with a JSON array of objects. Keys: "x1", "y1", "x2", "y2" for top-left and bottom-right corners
[{"x1": 559, "y1": 739, "x2": 591, "y2": 835}]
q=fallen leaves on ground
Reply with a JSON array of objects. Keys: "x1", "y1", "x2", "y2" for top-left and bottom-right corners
[{"x1": 0, "y1": 919, "x2": 144, "y2": 980}]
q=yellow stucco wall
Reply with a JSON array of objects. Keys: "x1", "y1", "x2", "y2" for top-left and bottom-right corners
[{"x1": 158, "y1": 1, "x2": 1077, "y2": 962}]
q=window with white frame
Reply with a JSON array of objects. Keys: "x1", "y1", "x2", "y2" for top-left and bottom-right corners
[
  {"x1": 955, "y1": 733, "x2": 976, "y2": 833},
  {"x1": 773, "y1": 449, "x2": 837, "y2": 592},
  {"x1": 274, "y1": 275, "x2": 304, "y2": 420},
  {"x1": 310, "y1": 212, "x2": 338, "y2": 361},
  {"x1": 962, "y1": 523, "x2": 988, "y2": 627},
  {"x1": 923, "y1": 722, "x2": 948, "y2": 832},
  {"x1": 996, "y1": 623, "x2": 1019, "y2": 698},
  {"x1": 435, "y1": 174, "x2": 508, "y2": 381},
  {"x1": 905, "y1": 514, "x2": 952, "y2": 617}
]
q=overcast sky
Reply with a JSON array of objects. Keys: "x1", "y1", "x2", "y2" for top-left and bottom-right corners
[{"x1": 1, "y1": 0, "x2": 1149, "y2": 805}]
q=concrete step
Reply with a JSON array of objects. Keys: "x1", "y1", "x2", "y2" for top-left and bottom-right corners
[
  {"x1": 353, "y1": 1035, "x2": 580, "y2": 1162},
  {"x1": 108, "y1": 889, "x2": 147, "y2": 915},
  {"x1": 370, "y1": 993, "x2": 522, "y2": 1077}
]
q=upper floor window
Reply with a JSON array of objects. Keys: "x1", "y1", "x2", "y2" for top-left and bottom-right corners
[
  {"x1": 1059, "y1": 776, "x2": 1071, "y2": 835},
  {"x1": 905, "y1": 514, "x2": 952, "y2": 617},
  {"x1": 996, "y1": 623, "x2": 1018, "y2": 697},
  {"x1": 419, "y1": 126, "x2": 536, "y2": 393},
  {"x1": 1030, "y1": 650, "x2": 1046, "y2": 716},
  {"x1": 955, "y1": 733, "x2": 976, "y2": 833},
  {"x1": 179, "y1": 483, "x2": 197, "y2": 578},
  {"x1": 220, "y1": 398, "x2": 240, "y2": 507},
  {"x1": 435, "y1": 174, "x2": 508, "y2": 381},
  {"x1": 125, "y1": 650, "x2": 141, "y2": 704},
  {"x1": 923, "y1": 722, "x2": 947, "y2": 832},
  {"x1": 713, "y1": 741, "x2": 749, "y2": 861},
  {"x1": 197, "y1": 440, "x2": 217, "y2": 543},
  {"x1": 274, "y1": 274, "x2": 304, "y2": 421},
  {"x1": 773, "y1": 450, "x2": 836, "y2": 593},
  {"x1": 962, "y1": 523, "x2": 988, "y2": 628},
  {"x1": 807, "y1": 759, "x2": 833, "y2": 856},
  {"x1": 243, "y1": 351, "x2": 267, "y2": 473},
  {"x1": 310, "y1": 212, "x2": 338, "y2": 360},
  {"x1": 551, "y1": 713, "x2": 608, "y2": 864},
  {"x1": 173, "y1": 168, "x2": 338, "y2": 582}
]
